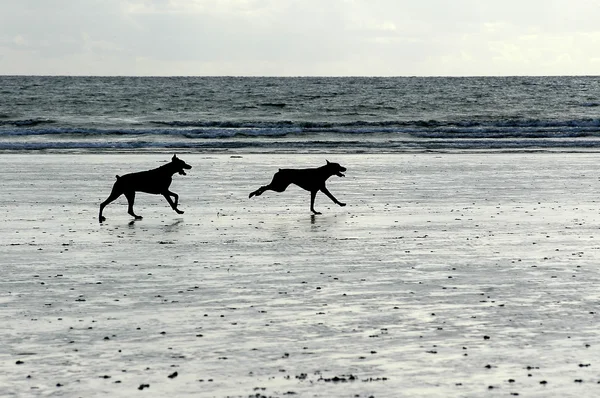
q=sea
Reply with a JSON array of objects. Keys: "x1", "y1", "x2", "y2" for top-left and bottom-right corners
[{"x1": 1, "y1": 75, "x2": 599, "y2": 153}]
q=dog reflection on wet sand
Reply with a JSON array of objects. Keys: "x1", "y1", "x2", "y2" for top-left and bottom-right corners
[{"x1": 249, "y1": 160, "x2": 347, "y2": 214}]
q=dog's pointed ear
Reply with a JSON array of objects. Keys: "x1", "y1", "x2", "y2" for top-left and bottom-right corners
[
  {"x1": 326, "y1": 159, "x2": 330, "y2": 164},
  {"x1": 172, "y1": 154, "x2": 177, "y2": 161}
]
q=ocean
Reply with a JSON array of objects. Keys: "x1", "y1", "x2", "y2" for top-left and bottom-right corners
[{"x1": 1, "y1": 75, "x2": 599, "y2": 152}]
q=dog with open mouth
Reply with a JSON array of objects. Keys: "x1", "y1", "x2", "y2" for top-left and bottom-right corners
[
  {"x1": 98, "y1": 154, "x2": 191, "y2": 223},
  {"x1": 249, "y1": 160, "x2": 347, "y2": 214}
]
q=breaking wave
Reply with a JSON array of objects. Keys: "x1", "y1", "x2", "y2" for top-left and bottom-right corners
[{"x1": 1, "y1": 117, "x2": 600, "y2": 152}]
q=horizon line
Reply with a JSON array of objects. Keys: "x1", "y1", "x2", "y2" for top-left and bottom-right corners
[{"x1": 1, "y1": 74, "x2": 600, "y2": 78}]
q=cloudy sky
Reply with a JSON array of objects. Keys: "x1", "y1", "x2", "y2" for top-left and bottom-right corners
[{"x1": 1, "y1": 0, "x2": 598, "y2": 76}]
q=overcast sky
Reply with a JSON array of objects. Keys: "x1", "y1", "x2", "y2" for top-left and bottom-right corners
[{"x1": 1, "y1": 0, "x2": 599, "y2": 76}]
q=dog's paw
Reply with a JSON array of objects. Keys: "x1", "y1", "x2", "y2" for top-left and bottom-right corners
[
  {"x1": 176, "y1": 210, "x2": 184, "y2": 214},
  {"x1": 338, "y1": 202, "x2": 346, "y2": 207},
  {"x1": 99, "y1": 216, "x2": 106, "y2": 223}
]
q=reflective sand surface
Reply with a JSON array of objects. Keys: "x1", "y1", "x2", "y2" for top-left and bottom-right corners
[{"x1": 2, "y1": 153, "x2": 600, "y2": 397}]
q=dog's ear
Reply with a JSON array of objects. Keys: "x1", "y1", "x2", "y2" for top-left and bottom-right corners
[
  {"x1": 172, "y1": 154, "x2": 177, "y2": 161},
  {"x1": 326, "y1": 159, "x2": 330, "y2": 164}
]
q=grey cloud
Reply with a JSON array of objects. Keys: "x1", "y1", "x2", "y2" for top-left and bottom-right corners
[{"x1": 0, "y1": 0, "x2": 598, "y2": 75}]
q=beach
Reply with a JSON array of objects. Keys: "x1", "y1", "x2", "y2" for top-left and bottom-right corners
[{"x1": 1, "y1": 152, "x2": 600, "y2": 397}]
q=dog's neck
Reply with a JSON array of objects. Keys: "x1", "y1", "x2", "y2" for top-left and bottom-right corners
[
  {"x1": 318, "y1": 164, "x2": 337, "y2": 179},
  {"x1": 157, "y1": 161, "x2": 182, "y2": 176}
]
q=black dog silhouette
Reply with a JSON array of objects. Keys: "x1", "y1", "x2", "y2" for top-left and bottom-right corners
[
  {"x1": 98, "y1": 155, "x2": 191, "y2": 223},
  {"x1": 249, "y1": 160, "x2": 347, "y2": 214}
]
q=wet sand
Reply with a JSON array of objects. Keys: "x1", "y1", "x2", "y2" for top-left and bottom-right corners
[{"x1": 1, "y1": 153, "x2": 600, "y2": 397}]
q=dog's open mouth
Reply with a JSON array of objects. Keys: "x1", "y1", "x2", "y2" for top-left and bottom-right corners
[
  {"x1": 337, "y1": 172, "x2": 345, "y2": 177},
  {"x1": 179, "y1": 170, "x2": 187, "y2": 176}
]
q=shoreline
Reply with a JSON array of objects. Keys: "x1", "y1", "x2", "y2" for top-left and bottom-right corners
[{"x1": 4, "y1": 147, "x2": 600, "y2": 155}]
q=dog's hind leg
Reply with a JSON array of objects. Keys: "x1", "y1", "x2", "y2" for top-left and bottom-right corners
[
  {"x1": 99, "y1": 189, "x2": 122, "y2": 223},
  {"x1": 249, "y1": 172, "x2": 291, "y2": 198},
  {"x1": 249, "y1": 185, "x2": 268, "y2": 198},
  {"x1": 125, "y1": 191, "x2": 143, "y2": 220},
  {"x1": 163, "y1": 191, "x2": 184, "y2": 214}
]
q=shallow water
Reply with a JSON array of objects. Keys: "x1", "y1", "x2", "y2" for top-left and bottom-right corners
[{"x1": 1, "y1": 153, "x2": 600, "y2": 397}]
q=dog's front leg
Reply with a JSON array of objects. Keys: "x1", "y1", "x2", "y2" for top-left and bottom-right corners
[
  {"x1": 163, "y1": 193, "x2": 184, "y2": 214},
  {"x1": 321, "y1": 186, "x2": 346, "y2": 207},
  {"x1": 166, "y1": 190, "x2": 179, "y2": 208},
  {"x1": 310, "y1": 191, "x2": 321, "y2": 215}
]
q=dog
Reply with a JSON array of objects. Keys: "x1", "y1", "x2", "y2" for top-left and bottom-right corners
[
  {"x1": 249, "y1": 160, "x2": 347, "y2": 214},
  {"x1": 98, "y1": 155, "x2": 191, "y2": 223}
]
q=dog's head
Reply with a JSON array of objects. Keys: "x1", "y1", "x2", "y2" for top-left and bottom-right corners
[
  {"x1": 172, "y1": 154, "x2": 192, "y2": 175},
  {"x1": 325, "y1": 160, "x2": 346, "y2": 177}
]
